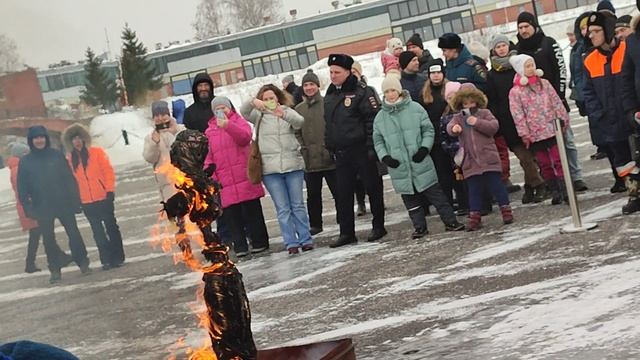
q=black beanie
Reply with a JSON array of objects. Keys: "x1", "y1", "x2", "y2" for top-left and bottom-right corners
[
  {"x1": 588, "y1": 10, "x2": 617, "y2": 44},
  {"x1": 426, "y1": 58, "x2": 445, "y2": 75},
  {"x1": 399, "y1": 51, "x2": 417, "y2": 70},
  {"x1": 438, "y1": 33, "x2": 462, "y2": 50},
  {"x1": 616, "y1": 15, "x2": 632, "y2": 29},
  {"x1": 597, "y1": 0, "x2": 616, "y2": 14},
  {"x1": 301, "y1": 69, "x2": 320, "y2": 86},
  {"x1": 517, "y1": 11, "x2": 538, "y2": 28},
  {"x1": 406, "y1": 33, "x2": 424, "y2": 50},
  {"x1": 327, "y1": 54, "x2": 354, "y2": 70}
]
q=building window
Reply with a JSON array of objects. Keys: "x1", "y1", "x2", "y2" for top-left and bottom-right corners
[
  {"x1": 452, "y1": 18, "x2": 463, "y2": 33},
  {"x1": 428, "y1": 0, "x2": 440, "y2": 11},
  {"x1": 408, "y1": 0, "x2": 419, "y2": 15},
  {"x1": 485, "y1": 14, "x2": 494, "y2": 27},
  {"x1": 307, "y1": 46, "x2": 318, "y2": 64},
  {"x1": 262, "y1": 56, "x2": 273, "y2": 75},
  {"x1": 417, "y1": 0, "x2": 429, "y2": 13},
  {"x1": 271, "y1": 54, "x2": 282, "y2": 73},
  {"x1": 439, "y1": 0, "x2": 448, "y2": 10},
  {"x1": 423, "y1": 25, "x2": 434, "y2": 40},
  {"x1": 289, "y1": 51, "x2": 300, "y2": 70},
  {"x1": 281, "y1": 53, "x2": 292, "y2": 72},
  {"x1": 442, "y1": 20, "x2": 453, "y2": 33},
  {"x1": 448, "y1": 0, "x2": 458, "y2": 7},
  {"x1": 399, "y1": 2, "x2": 410, "y2": 19},
  {"x1": 253, "y1": 59, "x2": 264, "y2": 77},
  {"x1": 243, "y1": 61, "x2": 255, "y2": 80},
  {"x1": 389, "y1": 4, "x2": 401, "y2": 20}
]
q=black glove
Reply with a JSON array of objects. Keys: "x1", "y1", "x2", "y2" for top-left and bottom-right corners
[
  {"x1": 381, "y1": 155, "x2": 400, "y2": 168},
  {"x1": 106, "y1": 192, "x2": 115, "y2": 202},
  {"x1": 204, "y1": 164, "x2": 217, "y2": 177},
  {"x1": 367, "y1": 148, "x2": 379, "y2": 162},
  {"x1": 412, "y1": 147, "x2": 430, "y2": 163}
]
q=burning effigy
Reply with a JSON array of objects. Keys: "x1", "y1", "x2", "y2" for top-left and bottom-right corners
[{"x1": 158, "y1": 129, "x2": 257, "y2": 360}]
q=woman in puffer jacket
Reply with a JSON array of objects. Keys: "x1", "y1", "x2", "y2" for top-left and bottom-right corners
[
  {"x1": 241, "y1": 84, "x2": 312, "y2": 255},
  {"x1": 62, "y1": 123, "x2": 124, "y2": 270},
  {"x1": 205, "y1": 96, "x2": 270, "y2": 258}
]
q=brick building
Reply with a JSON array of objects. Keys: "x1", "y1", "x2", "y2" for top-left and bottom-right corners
[{"x1": 0, "y1": 68, "x2": 47, "y2": 120}]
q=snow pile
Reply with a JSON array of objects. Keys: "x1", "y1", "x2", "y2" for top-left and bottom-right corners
[
  {"x1": 0, "y1": 167, "x2": 12, "y2": 204},
  {"x1": 90, "y1": 109, "x2": 153, "y2": 167}
]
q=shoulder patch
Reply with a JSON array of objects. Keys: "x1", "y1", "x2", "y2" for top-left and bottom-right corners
[{"x1": 368, "y1": 96, "x2": 379, "y2": 109}]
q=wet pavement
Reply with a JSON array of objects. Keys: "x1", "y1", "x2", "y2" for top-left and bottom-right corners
[{"x1": 1, "y1": 110, "x2": 640, "y2": 359}]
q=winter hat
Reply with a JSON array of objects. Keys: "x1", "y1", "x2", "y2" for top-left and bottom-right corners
[
  {"x1": 381, "y1": 75, "x2": 402, "y2": 94},
  {"x1": 386, "y1": 38, "x2": 403, "y2": 53},
  {"x1": 406, "y1": 33, "x2": 424, "y2": 49},
  {"x1": 352, "y1": 61, "x2": 363, "y2": 76},
  {"x1": 509, "y1": 54, "x2": 544, "y2": 85},
  {"x1": 596, "y1": 0, "x2": 615, "y2": 14},
  {"x1": 211, "y1": 96, "x2": 232, "y2": 110},
  {"x1": 588, "y1": 10, "x2": 617, "y2": 44},
  {"x1": 459, "y1": 82, "x2": 477, "y2": 91},
  {"x1": 328, "y1": 54, "x2": 354, "y2": 70},
  {"x1": 580, "y1": 15, "x2": 590, "y2": 30},
  {"x1": 517, "y1": 11, "x2": 538, "y2": 28},
  {"x1": 616, "y1": 15, "x2": 632, "y2": 29},
  {"x1": 490, "y1": 34, "x2": 510, "y2": 51},
  {"x1": 151, "y1": 101, "x2": 170, "y2": 117},
  {"x1": 427, "y1": 58, "x2": 445, "y2": 74},
  {"x1": 444, "y1": 81, "x2": 462, "y2": 101},
  {"x1": 438, "y1": 33, "x2": 462, "y2": 49},
  {"x1": 9, "y1": 142, "x2": 29, "y2": 157},
  {"x1": 301, "y1": 69, "x2": 320, "y2": 86},
  {"x1": 282, "y1": 74, "x2": 294, "y2": 84},
  {"x1": 399, "y1": 51, "x2": 417, "y2": 70},
  {"x1": 566, "y1": 24, "x2": 575, "y2": 34},
  {"x1": 26, "y1": 125, "x2": 50, "y2": 150},
  {"x1": 467, "y1": 41, "x2": 489, "y2": 62}
]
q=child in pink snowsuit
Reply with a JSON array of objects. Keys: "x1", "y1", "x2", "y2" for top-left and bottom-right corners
[
  {"x1": 381, "y1": 38, "x2": 403, "y2": 75},
  {"x1": 508, "y1": 54, "x2": 571, "y2": 205}
]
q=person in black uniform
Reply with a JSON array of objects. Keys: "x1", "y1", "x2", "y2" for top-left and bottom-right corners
[{"x1": 324, "y1": 54, "x2": 386, "y2": 247}]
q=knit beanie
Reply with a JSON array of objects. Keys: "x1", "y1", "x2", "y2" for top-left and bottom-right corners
[
  {"x1": 282, "y1": 74, "x2": 294, "y2": 84},
  {"x1": 517, "y1": 11, "x2": 538, "y2": 28},
  {"x1": 151, "y1": 101, "x2": 170, "y2": 117},
  {"x1": 616, "y1": 15, "x2": 632, "y2": 29},
  {"x1": 490, "y1": 34, "x2": 510, "y2": 50},
  {"x1": 438, "y1": 33, "x2": 462, "y2": 49},
  {"x1": 406, "y1": 33, "x2": 424, "y2": 49},
  {"x1": 381, "y1": 75, "x2": 402, "y2": 94},
  {"x1": 386, "y1": 38, "x2": 403, "y2": 53},
  {"x1": 301, "y1": 69, "x2": 320, "y2": 86},
  {"x1": 444, "y1": 81, "x2": 462, "y2": 101},
  {"x1": 9, "y1": 142, "x2": 29, "y2": 157},
  {"x1": 352, "y1": 61, "x2": 363, "y2": 76},
  {"x1": 509, "y1": 54, "x2": 544, "y2": 85},
  {"x1": 427, "y1": 58, "x2": 445, "y2": 74},
  {"x1": 399, "y1": 51, "x2": 417, "y2": 70},
  {"x1": 211, "y1": 96, "x2": 232, "y2": 110},
  {"x1": 597, "y1": 0, "x2": 615, "y2": 14}
]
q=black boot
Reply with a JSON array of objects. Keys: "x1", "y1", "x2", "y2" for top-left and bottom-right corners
[
  {"x1": 49, "y1": 268, "x2": 62, "y2": 284},
  {"x1": 412, "y1": 227, "x2": 428, "y2": 239},
  {"x1": 622, "y1": 197, "x2": 640, "y2": 215},
  {"x1": 330, "y1": 234, "x2": 357, "y2": 248},
  {"x1": 622, "y1": 178, "x2": 640, "y2": 215},
  {"x1": 522, "y1": 185, "x2": 535, "y2": 204},
  {"x1": 547, "y1": 180, "x2": 562, "y2": 205},
  {"x1": 533, "y1": 183, "x2": 548, "y2": 203},
  {"x1": 25, "y1": 263, "x2": 41, "y2": 273},
  {"x1": 367, "y1": 228, "x2": 388, "y2": 242},
  {"x1": 611, "y1": 180, "x2": 627, "y2": 193}
]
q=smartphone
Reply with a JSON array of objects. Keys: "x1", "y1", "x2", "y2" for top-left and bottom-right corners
[
  {"x1": 461, "y1": 108, "x2": 471, "y2": 117},
  {"x1": 215, "y1": 109, "x2": 226, "y2": 119},
  {"x1": 155, "y1": 122, "x2": 171, "y2": 131}
]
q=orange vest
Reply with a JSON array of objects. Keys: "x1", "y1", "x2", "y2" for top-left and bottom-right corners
[
  {"x1": 584, "y1": 41, "x2": 626, "y2": 78},
  {"x1": 67, "y1": 147, "x2": 115, "y2": 204}
]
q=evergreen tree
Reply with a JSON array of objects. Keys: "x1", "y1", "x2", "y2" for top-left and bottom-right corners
[
  {"x1": 120, "y1": 24, "x2": 162, "y2": 106},
  {"x1": 80, "y1": 47, "x2": 119, "y2": 111}
]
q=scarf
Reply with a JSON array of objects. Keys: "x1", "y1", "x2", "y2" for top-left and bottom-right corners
[
  {"x1": 490, "y1": 50, "x2": 517, "y2": 71},
  {"x1": 517, "y1": 30, "x2": 545, "y2": 52}
]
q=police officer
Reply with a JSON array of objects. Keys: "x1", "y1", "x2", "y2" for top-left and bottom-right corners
[{"x1": 324, "y1": 54, "x2": 387, "y2": 247}]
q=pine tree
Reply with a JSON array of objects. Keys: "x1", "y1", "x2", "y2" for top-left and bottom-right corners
[
  {"x1": 120, "y1": 24, "x2": 162, "y2": 106},
  {"x1": 80, "y1": 47, "x2": 119, "y2": 111}
]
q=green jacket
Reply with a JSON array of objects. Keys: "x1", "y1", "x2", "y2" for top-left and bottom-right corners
[
  {"x1": 294, "y1": 93, "x2": 335, "y2": 172},
  {"x1": 373, "y1": 92, "x2": 437, "y2": 194}
]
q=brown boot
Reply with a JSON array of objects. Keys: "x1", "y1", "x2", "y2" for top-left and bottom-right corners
[
  {"x1": 466, "y1": 211, "x2": 482, "y2": 231},
  {"x1": 500, "y1": 205, "x2": 514, "y2": 224}
]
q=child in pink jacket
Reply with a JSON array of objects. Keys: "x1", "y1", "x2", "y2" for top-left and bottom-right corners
[
  {"x1": 508, "y1": 54, "x2": 570, "y2": 205},
  {"x1": 205, "y1": 96, "x2": 270, "y2": 257},
  {"x1": 381, "y1": 38, "x2": 403, "y2": 75}
]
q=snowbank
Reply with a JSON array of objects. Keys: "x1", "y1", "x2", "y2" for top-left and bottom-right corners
[
  {"x1": 0, "y1": 167, "x2": 12, "y2": 204},
  {"x1": 90, "y1": 109, "x2": 153, "y2": 167}
]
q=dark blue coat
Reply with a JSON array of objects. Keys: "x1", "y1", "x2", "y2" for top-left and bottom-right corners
[
  {"x1": 444, "y1": 46, "x2": 488, "y2": 92},
  {"x1": 622, "y1": 16, "x2": 640, "y2": 114},
  {"x1": 400, "y1": 71, "x2": 426, "y2": 105}
]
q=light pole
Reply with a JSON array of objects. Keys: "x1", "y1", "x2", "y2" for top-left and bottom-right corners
[{"x1": 531, "y1": 0, "x2": 539, "y2": 24}]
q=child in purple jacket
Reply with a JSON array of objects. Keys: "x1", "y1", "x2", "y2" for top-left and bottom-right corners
[{"x1": 447, "y1": 84, "x2": 513, "y2": 231}]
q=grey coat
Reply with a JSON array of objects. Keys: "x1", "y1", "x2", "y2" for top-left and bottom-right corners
[{"x1": 241, "y1": 101, "x2": 305, "y2": 175}]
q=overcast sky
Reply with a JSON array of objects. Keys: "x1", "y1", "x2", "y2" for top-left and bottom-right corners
[{"x1": 0, "y1": 0, "x2": 356, "y2": 69}]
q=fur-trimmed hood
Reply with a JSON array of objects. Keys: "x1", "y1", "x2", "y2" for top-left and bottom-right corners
[
  {"x1": 633, "y1": 14, "x2": 640, "y2": 32},
  {"x1": 449, "y1": 87, "x2": 488, "y2": 112},
  {"x1": 62, "y1": 123, "x2": 91, "y2": 152}
]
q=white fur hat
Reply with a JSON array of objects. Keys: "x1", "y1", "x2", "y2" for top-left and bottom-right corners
[
  {"x1": 509, "y1": 54, "x2": 544, "y2": 85},
  {"x1": 386, "y1": 38, "x2": 403, "y2": 52}
]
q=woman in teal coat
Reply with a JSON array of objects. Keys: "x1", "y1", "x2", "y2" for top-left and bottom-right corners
[{"x1": 373, "y1": 76, "x2": 464, "y2": 238}]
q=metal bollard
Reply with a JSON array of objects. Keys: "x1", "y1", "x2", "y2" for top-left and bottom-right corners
[{"x1": 554, "y1": 118, "x2": 598, "y2": 233}]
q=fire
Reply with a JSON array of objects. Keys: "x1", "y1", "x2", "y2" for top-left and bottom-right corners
[{"x1": 151, "y1": 163, "x2": 223, "y2": 360}]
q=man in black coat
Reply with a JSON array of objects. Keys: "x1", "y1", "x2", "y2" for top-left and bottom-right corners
[
  {"x1": 406, "y1": 33, "x2": 434, "y2": 75},
  {"x1": 183, "y1": 73, "x2": 215, "y2": 133},
  {"x1": 586, "y1": 11, "x2": 640, "y2": 215},
  {"x1": 283, "y1": 74, "x2": 304, "y2": 106},
  {"x1": 324, "y1": 54, "x2": 386, "y2": 247},
  {"x1": 516, "y1": 11, "x2": 588, "y2": 192},
  {"x1": 399, "y1": 51, "x2": 426, "y2": 105},
  {"x1": 622, "y1": 13, "x2": 640, "y2": 125},
  {"x1": 17, "y1": 126, "x2": 90, "y2": 284}
]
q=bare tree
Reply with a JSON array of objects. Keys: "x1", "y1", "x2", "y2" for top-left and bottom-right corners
[
  {"x1": 0, "y1": 34, "x2": 21, "y2": 73},
  {"x1": 224, "y1": 0, "x2": 284, "y2": 31},
  {"x1": 193, "y1": 0, "x2": 231, "y2": 40}
]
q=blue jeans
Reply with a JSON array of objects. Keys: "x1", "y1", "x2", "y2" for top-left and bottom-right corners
[
  {"x1": 467, "y1": 171, "x2": 510, "y2": 212},
  {"x1": 564, "y1": 126, "x2": 583, "y2": 181},
  {"x1": 262, "y1": 170, "x2": 312, "y2": 249}
]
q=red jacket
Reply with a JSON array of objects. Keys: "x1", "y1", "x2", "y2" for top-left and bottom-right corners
[
  {"x1": 7, "y1": 156, "x2": 38, "y2": 231},
  {"x1": 67, "y1": 147, "x2": 115, "y2": 204}
]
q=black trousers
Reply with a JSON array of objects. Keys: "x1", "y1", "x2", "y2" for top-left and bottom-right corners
[
  {"x1": 25, "y1": 227, "x2": 41, "y2": 266},
  {"x1": 83, "y1": 199, "x2": 125, "y2": 266},
  {"x1": 218, "y1": 199, "x2": 269, "y2": 253},
  {"x1": 335, "y1": 145, "x2": 385, "y2": 237},
  {"x1": 305, "y1": 170, "x2": 337, "y2": 229},
  {"x1": 38, "y1": 212, "x2": 88, "y2": 270},
  {"x1": 355, "y1": 177, "x2": 366, "y2": 206},
  {"x1": 430, "y1": 145, "x2": 455, "y2": 205},
  {"x1": 401, "y1": 184, "x2": 457, "y2": 230}
]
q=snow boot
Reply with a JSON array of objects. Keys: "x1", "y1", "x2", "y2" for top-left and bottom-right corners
[
  {"x1": 466, "y1": 211, "x2": 482, "y2": 231},
  {"x1": 49, "y1": 268, "x2": 62, "y2": 284},
  {"x1": 548, "y1": 180, "x2": 564, "y2": 205},
  {"x1": 622, "y1": 178, "x2": 640, "y2": 215},
  {"x1": 356, "y1": 203, "x2": 366, "y2": 217},
  {"x1": 533, "y1": 183, "x2": 548, "y2": 203},
  {"x1": 500, "y1": 205, "x2": 514, "y2": 224},
  {"x1": 522, "y1": 185, "x2": 535, "y2": 204},
  {"x1": 610, "y1": 179, "x2": 627, "y2": 193},
  {"x1": 504, "y1": 180, "x2": 522, "y2": 193},
  {"x1": 25, "y1": 263, "x2": 41, "y2": 274},
  {"x1": 412, "y1": 227, "x2": 429, "y2": 239}
]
